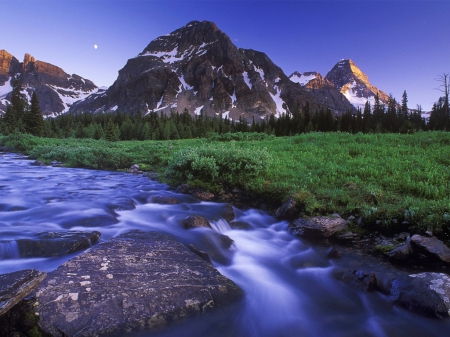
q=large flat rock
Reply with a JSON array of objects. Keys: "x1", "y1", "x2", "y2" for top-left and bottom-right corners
[
  {"x1": 35, "y1": 230, "x2": 242, "y2": 336},
  {"x1": 0, "y1": 269, "x2": 47, "y2": 316}
]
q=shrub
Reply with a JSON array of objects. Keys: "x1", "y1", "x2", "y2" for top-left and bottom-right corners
[{"x1": 166, "y1": 141, "x2": 270, "y2": 190}]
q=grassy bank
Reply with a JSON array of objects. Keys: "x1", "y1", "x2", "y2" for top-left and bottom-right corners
[{"x1": 1, "y1": 132, "x2": 449, "y2": 240}]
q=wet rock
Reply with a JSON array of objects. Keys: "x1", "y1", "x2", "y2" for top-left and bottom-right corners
[
  {"x1": 274, "y1": 197, "x2": 297, "y2": 220},
  {"x1": 176, "y1": 184, "x2": 190, "y2": 194},
  {"x1": 128, "y1": 163, "x2": 142, "y2": 174},
  {"x1": 189, "y1": 188, "x2": 215, "y2": 201},
  {"x1": 107, "y1": 196, "x2": 136, "y2": 211},
  {"x1": 149, "y1": 195, "x2": 180, "y2": 204},
  {"x1": 229, "y1": 220, "x2": 253, "y2": 230},
  {"x1": 218, "y1": 234, "x2": 234, "y2": 249},
  {"x1": 326, "y1": 246, "x2": 341, "y2": 258},
  {"x1": 183, "y1": 215, "x2": 212, "y2": 229},
  {"x1": 189, "y1": 244, "x2": 212, "y2": 264},
  {"x1": 35, "y1": 230, "x2": 242, "y2": 336},
  {"x1": 51, "y1": 160, "x2": 64, "y2": 167},
  {"x1": 15, "y1": 231, "x2": 101, "y2": 258},
  {"x1": 221, "y1": 203, "x2": 235, "y2": 222},
  {"x1": 389, "y1": 272, "x2": 450, "y2": 318},
  {"x1": 30, "y1": 160, "x2": 45, "y2": 166},
  {"x1": 290, "y1": 216, "x2": 347, "y2": 239},
  {"x1": 334, "y1": 269, "x2": 378, "y2": 292},
  {"x1": 335, "y1": 231, "x2": 361, "y2": 242},
  {"x1": 0, "y1": 269, "x2": 46, "y2": 316},
  {"x1": 388, "y1": 237, "x2": 413, "y2": 261},
  {"x1": 410, "y1": 234, "x2": 450, "y2": 264}
]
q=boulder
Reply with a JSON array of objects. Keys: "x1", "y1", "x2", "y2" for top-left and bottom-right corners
[
  {"x1": 326, "y1": 246, "x2": 341, "y2": 258},
  {"x1": 221, "y1": 204, "x2": 235, "y2": 222},
  {"x1": 290, "y1": 216, "x2": 347, "y2": 239},
  {"x1": 128, "y1": 164, "x2": 142, "y2": 174},
  {"x1": 389, "y1": 272, "x2": 450, "y2": 318},
  {"x1": 189, "y1": 188, "x2": 215, "y2": 201},
  {"x1": 183, "y1": 215, "x2": 211, "y2": 229},
  {"x1": 30, "y1": 160, "x2": 45, "y2": 166},
  {"x1": 15, "y1": 231, "x2": 101, "y2": 258},
  {"x1": 35, "y1": 230, "x2": 242, "y2": 336},
  {"x1": 410, "y1": 235, "x2": 450, "y2": 264},
  {"x1": 0, "y1": 269, "x2": 46, "y2": 316},
  {"x1": 176, "y1": 184, "x2": 190, "y2": 194},
  {"x1": 334, "y1": 269, "x2": 378, "y2": 292},
  {"x1": 388, "y1": 237, "x2": 413, "y2": 261},
  {"x1": 274, "y1": 197, "x2": 297, "y2": 220},
  {"x1": 188, "y1": 244, "x2": 212, "y2": 264},
  {"x1": 149, "y1": 195, "x2": 180, "y2": 204}
]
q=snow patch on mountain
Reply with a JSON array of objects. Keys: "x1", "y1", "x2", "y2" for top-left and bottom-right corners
[
  {"x1": 341, "y1": 81, "x2": 374, "y2": 110},
  {"x1": 269, "y1": 87, "x2": 286, "y2": 117},
  {"x1": 50, "y1": 85, "x2": 101, "y2": 112},
  {"x1": 194, "y1": 105, "x2": 204, "y2": 115},
  {"x1": 243, "y1": 71, "x2": 252, "y2": 90},
  {"x1": 179, "y1": 75, "x2": 194, "y2": 91}
]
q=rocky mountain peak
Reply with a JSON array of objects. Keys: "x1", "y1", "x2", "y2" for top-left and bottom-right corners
[
  {"x1": 325, "y1": 59, "x2": 390, "y2": 109},
  {"x1": 0, "y1": 51, "x2": 98, "y2": 116},
  {"x1": 71, "y1": 20, "x2": 355, "y2": 118},
  {"x1": 0, "y1": 50, "x2": 20, "y2": 81}
]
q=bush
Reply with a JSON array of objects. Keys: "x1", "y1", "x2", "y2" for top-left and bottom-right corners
[{"x1": 166, "y1": 141, "x2": 270, "y2": 190}]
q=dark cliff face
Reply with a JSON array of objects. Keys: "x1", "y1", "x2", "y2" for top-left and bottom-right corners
[
  {"x1": 325, "y1": 59, "x2": 391, "y2": 109},
  {"x1": 0, "y1": 51, "x2": 98, "y2": 116},
  {"x1": 70, "y1": 20, "x2": 353, "y2": 120}
]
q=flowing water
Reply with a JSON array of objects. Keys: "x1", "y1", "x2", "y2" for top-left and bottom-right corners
[{"x1": 1, "y1": 152, "x2": 449, "y2": 336}]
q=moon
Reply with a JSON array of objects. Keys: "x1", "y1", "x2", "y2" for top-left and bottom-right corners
[{"x1": 94, "y1": 44, "x2": 98, "y2": 49}]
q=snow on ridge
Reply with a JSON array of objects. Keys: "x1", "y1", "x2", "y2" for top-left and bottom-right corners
[
  {"x1": 243, "y1": 72, "x2": 252, "y2": 90},
  {"x1": 269, "y1": 87, "x2": 286, "y2": 117},
  {"x1": 50, "y1": 85, "x2": 102, "y2": 112},
  {"x1": 110, "y1": 105, "x2": 118, "y2": 112}
]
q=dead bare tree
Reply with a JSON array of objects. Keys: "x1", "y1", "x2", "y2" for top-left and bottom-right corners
[{"x1": 436, "y1": 72, "x2": 450, "y2": 118}]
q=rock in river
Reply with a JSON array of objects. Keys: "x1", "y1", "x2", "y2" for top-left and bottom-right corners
[
  {"x1": 16, "y1": 231, "x2": 101, "y2": 258},
  {"x1": 290, "y1": 216, "x2": 347, "y2": 239},
  {"x1": 389, "y1": 272, "x2": 450, "y2": 318},
  {"x1": 35, "y1": 230, "x2": 242, "y2": 336}
]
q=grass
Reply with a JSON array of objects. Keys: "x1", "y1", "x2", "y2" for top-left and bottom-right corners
[{"x1": 1, "y1": 131, "x2": 450, "y2": 240}]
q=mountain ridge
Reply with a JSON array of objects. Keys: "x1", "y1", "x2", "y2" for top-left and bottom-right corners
[{"x1": 0, "y1": 50, "x2": 100, "y2": 116}]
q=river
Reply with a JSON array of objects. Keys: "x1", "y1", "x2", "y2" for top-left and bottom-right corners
[{"x1": 0, "y1": 152, "x2": 449, "y2": 336}]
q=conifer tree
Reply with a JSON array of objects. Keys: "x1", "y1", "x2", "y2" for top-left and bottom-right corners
[
  {"x1": 24, "y1": 91, "x2": 44, "y2": 136},
  {"x1": 105, "y1": 119, "x2": 118, "y2": 141}
]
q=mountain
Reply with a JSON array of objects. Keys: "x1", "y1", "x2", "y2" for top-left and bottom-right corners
[
  {"x1": 289, "y1": 71, "x2": 353, "y2": 112},
  {"x1": 0, "y1": 50, "x2": 100, "y2": 117},
  {"x1": 325, "y1": 59, "x2": 391, "y2": 110},
  {"x1": 70, "y1": 20, "x2": 355, "y2": 119}
]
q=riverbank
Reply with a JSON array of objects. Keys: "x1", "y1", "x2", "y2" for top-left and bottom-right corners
[{"x1": 1, "y1": 131, "x2": 449, "y2": 244}]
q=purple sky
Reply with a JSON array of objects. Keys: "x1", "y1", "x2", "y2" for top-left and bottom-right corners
[{"x1": 2, "y1": 0, "x2": 449, "y2": 111}]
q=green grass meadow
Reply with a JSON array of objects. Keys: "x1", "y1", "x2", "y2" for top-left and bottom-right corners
[{"x1": 1, "y1": 131, "x2": 449, "y2": 239}]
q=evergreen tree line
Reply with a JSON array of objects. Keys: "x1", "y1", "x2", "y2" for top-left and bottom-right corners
[
  {"x1": 1, "y1": 78, "x2": 44, "y2": 136},
  {"x1": 1, "y1": 86, "x2": 449, "y2": 141}
]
